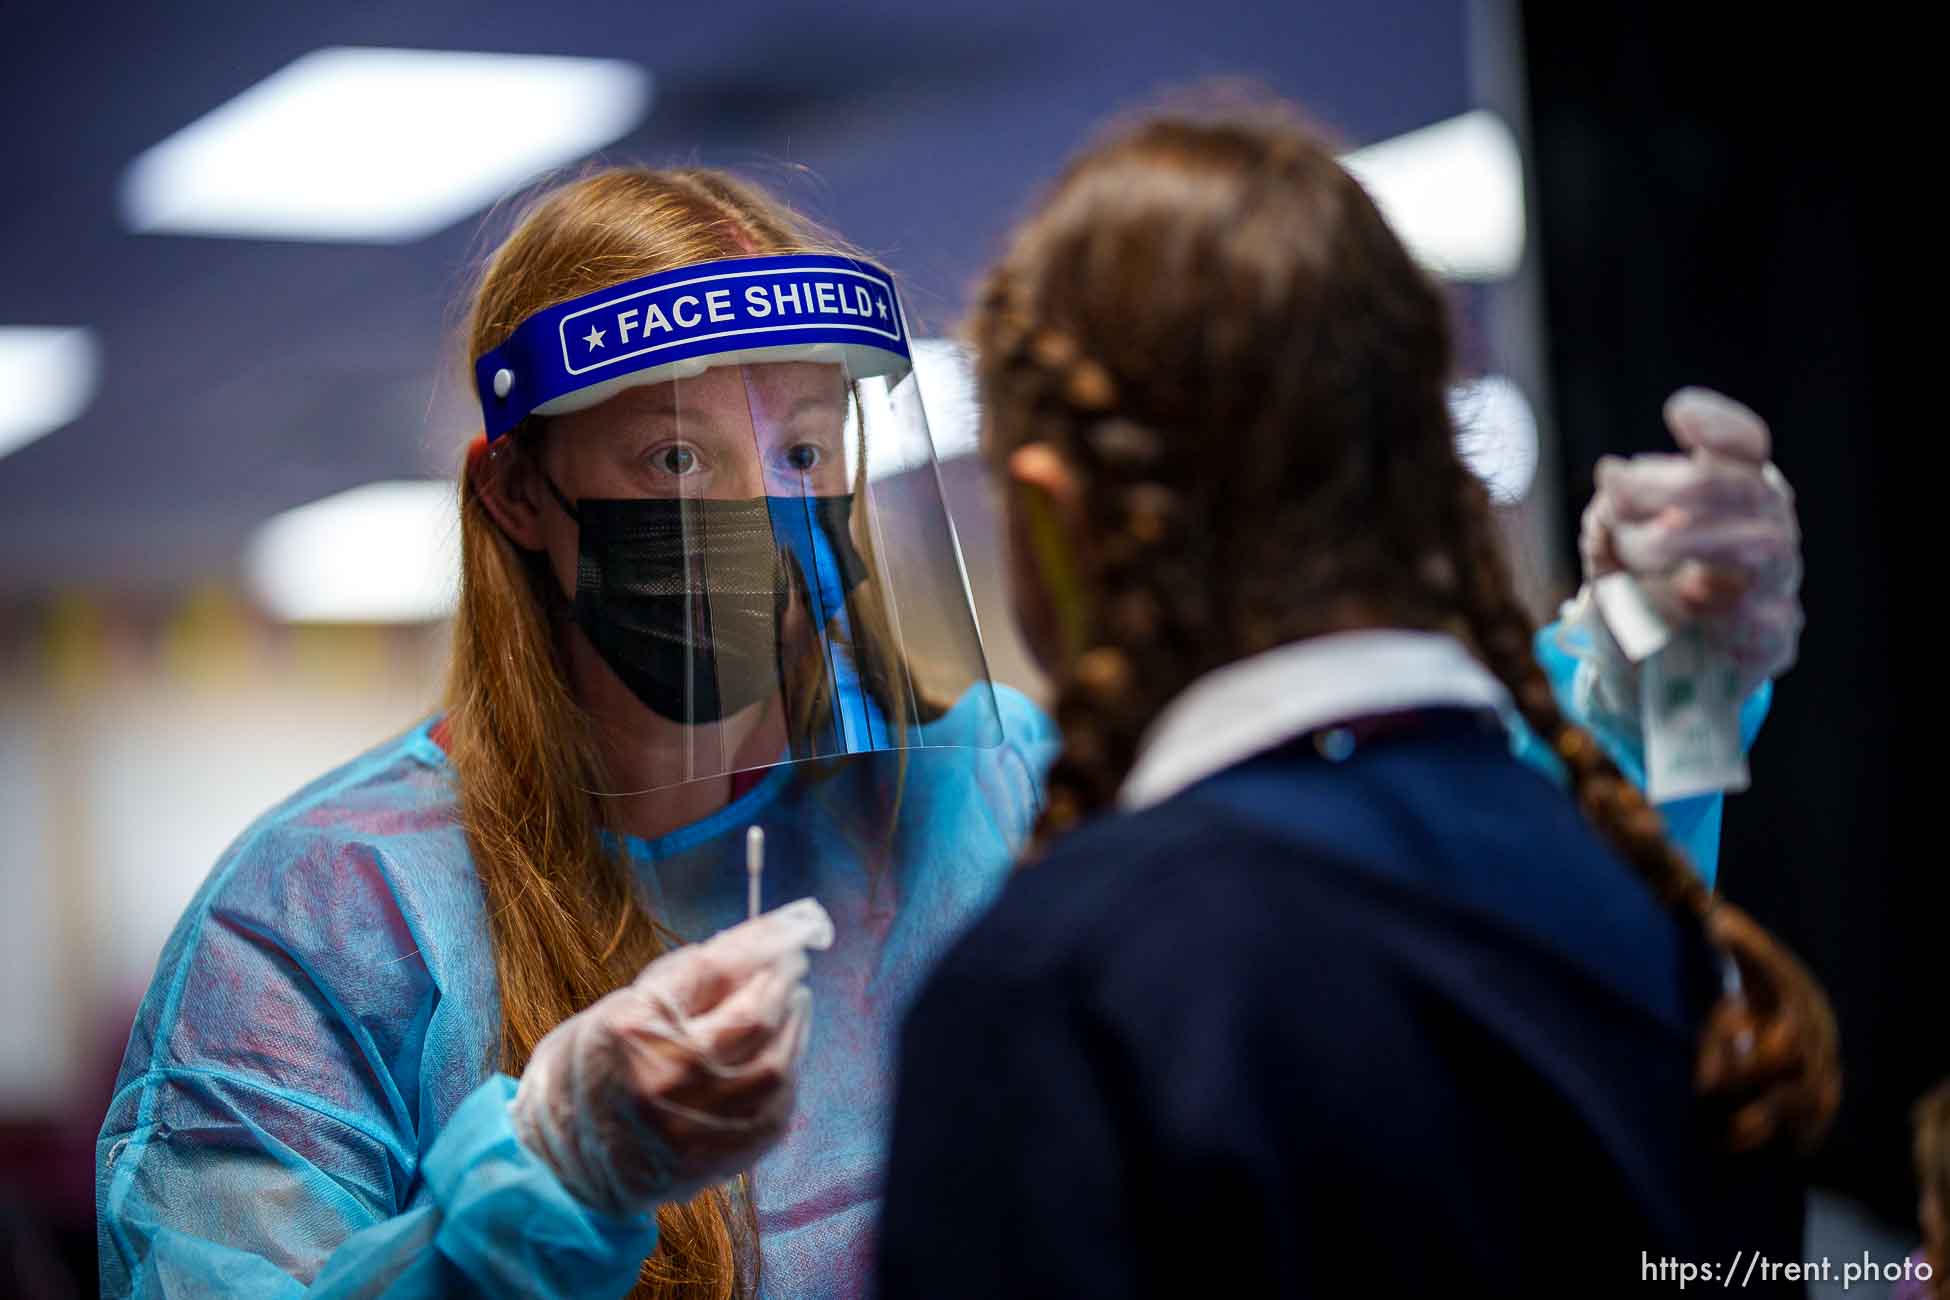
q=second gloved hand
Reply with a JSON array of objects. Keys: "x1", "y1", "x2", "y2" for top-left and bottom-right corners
[
  {"x1": 1570, "y1": 387, "x2": 1804, "y2": 715},
  {"x1": 511, "y1": 897, "x2": 836, "y2": 1217}
]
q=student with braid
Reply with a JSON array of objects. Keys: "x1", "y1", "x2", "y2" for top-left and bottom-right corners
[{"x1": 877, "y1": 107, "x2": 1839, "y2": 1296}]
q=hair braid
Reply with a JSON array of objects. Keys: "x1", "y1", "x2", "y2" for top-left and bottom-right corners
[{"x1": 996, "y1": 321, "x2": 1223, "y2": 847}]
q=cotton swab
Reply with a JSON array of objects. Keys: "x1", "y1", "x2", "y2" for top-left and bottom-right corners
[{"x1": 746, "y1": 825, "x2": 764, "y2": 921}]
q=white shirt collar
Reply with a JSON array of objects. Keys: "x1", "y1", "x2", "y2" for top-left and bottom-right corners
[{"x1": 1117, "y1": 630, "x2": 1512, "y2": 812}]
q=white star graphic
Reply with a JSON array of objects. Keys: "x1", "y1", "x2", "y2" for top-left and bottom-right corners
[
  {"x1": 583, "y1": 325, "x2": 607, "y2": 350},
  {"x1": 875, "y1": 295, "x2": 890, "y2": 320}
]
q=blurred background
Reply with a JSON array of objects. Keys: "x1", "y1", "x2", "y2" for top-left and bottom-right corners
[{"x1": 0, "y1": 2, "x2": 1900, "y2": 1295}]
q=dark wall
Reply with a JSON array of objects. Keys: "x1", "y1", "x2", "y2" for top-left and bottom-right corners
[{"x1": 1522, "y1": 8, "x2": 1914, "y2": 1219}]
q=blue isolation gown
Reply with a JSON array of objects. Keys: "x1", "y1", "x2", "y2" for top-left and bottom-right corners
[
  {"x1": 96, "y1": 632, "x2": 1765, "y2": 1298},
  {"x1": 1523, "y1": 621, "x2": 1772, "y2": 891}
]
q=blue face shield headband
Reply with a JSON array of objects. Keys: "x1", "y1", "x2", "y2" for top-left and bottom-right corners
[
  {"x1": 472, "y1": 252, "x2": 1001, "y2": 790},
  {"x1": 475, "y1": 252, "x2": 912, "y2": 440}
]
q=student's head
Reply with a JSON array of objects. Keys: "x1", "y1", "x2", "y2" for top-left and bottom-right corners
[
  {"x1": 976, "y1": 109, "x2": 1464, "y2": 694},
  {"x1": 970, "y1": 103, "x2": 1838, "y2": 1155},
  {"x1": 1917, "y1": 1081, "x2": 1950, "y2": 1286}
]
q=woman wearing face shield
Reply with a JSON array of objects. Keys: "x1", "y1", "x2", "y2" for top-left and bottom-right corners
[
  {"x1": 96, "y1": 169, "x2": 1051, "y2": 1300},
  {"x1": 98, "y1": 162, "x2": 1805, "y2": 1300}
]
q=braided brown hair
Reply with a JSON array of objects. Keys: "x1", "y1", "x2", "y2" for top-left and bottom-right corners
[{"x1": 970, "y1": 105, "x2": 1839, "y2": 1154}]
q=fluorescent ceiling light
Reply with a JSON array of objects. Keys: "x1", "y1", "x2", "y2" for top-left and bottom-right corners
[
  {"x1": 123, "y1": 47, "x2": 650, "y2": 243},
  {"x1": 246, "y1": 480, "x2": 459, "y2": 622},
  {"x1": 1341, "y1": 109, "x2": 1526, "y2": 281},
  {"x1": 0, "y1": 327, "x2": 100, "y2": 462},
  {"x1": 1451, "y1": 374, "x2": 1539, "y2": 503}
]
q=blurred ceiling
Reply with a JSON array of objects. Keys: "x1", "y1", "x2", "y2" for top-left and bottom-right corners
[{"x1": 0, "y1": 0, "x2": 1467, "y2": 598}]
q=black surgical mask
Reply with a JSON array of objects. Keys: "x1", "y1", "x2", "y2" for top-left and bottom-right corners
[{"x1": 544, "y1": 477, "x2": 869, "y2": 726}]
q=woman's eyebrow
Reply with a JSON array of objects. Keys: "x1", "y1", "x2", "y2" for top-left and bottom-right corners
[
  {"x1": 786, "y1": 394, "x2": 843, "y2": 421},
  {"x1": 638, "y1": 406, "x2": 713, "y2": 438}
]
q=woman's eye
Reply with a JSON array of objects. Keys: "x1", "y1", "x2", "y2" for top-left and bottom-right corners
[
  {"x1": 785, "y1": 444, "x2": 823, "y2": 472},
  {"x1": 657, "y1": 445, "x2": 700, "y2": 475}
]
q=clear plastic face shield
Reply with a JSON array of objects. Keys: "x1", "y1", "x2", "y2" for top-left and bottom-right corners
[{"x1": 475, "y1": 253, "x2": 1001, "y2": 793}]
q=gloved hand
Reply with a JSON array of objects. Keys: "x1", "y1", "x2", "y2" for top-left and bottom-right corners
[
  {"x1": 511, "y1": 897, "x2": 835, "y2": 1217},
  {"x1": 1568, "y1": 387, "x2": 1804, "y2": 714}
]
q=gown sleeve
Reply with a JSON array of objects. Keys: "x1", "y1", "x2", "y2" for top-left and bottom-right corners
[{"x1": 96, "y1": 819, "x2": 658, "y2": 1299}]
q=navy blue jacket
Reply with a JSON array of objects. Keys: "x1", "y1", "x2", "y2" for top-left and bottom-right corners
[{"x1": 877, "y1": 711, "x2": 1804, "y2": 1297}]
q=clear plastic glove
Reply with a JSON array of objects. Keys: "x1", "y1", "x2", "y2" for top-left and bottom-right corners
[
  {"x1": 511, "y1": 897, "x2": 835, "y2": 1217},
  {"x1": 1569, "y1": 387, "x2": 1804, "y2": 712}
]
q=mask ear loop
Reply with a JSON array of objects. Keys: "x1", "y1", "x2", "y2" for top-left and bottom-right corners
[
  {"x1": 540, "y1": 471, "x2": 582, "y2": 524},
  {"x1": 527, "y1": 463, "x2": 585, "y2": 624},
  {"x1": 467, "y1": 429, "x2": 577, "y2": 624},
  {"x1": 468, "y1": 424, "x2": 581, "y2": 524}
]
